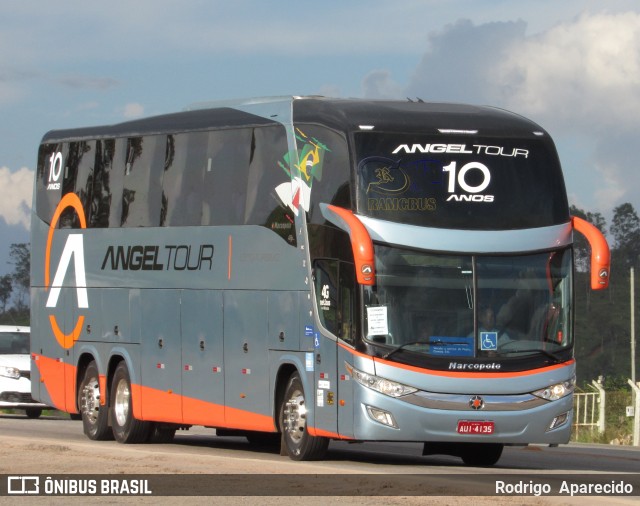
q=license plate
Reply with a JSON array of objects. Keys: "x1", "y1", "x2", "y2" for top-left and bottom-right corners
[{"x1": 457, "y1": 420, "x2": 494, "y2": 434}]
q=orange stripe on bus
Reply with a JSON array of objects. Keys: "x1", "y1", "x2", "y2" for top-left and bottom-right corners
[
  {"x1": 182, "y1": 396, "x2": 225, "y2": 427},
  {"x1": 135, "y1": 384, "x2": 183, "y2": 424},
  {"x1": 337, "y1": 342, "x2": 574, "y2": 378},
  {"x1": 224, "y1": 406, "x2": 276, "y2": 432},
  {"x1": 132, "y1": 383, "x2": 275, "y2": 431},
  {"x1": 307, "y1": 427, "x2": 353, "y2": 440},
  {"x1": 33, "y1": 353, "x2": 78, "y2": 413}
]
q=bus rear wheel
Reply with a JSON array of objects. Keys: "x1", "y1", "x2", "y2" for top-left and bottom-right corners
[
  {"x1": 78, "y1": 361, "x2": 112, "y2": 440},
  {"x1": 279, "y1": 372, "x2": 328, "y2": 461},
  {"x1": 110, "y1": 362, "x2": 150, "y2": 443}
]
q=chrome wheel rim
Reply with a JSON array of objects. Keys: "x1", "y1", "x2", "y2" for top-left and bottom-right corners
[
  {"x1": 283, "y1": 388, "x2": 306, "y2": 443},
  {"x1": 80, "y1": 378, "x2": 100, "y2": 424},
  {"x1": 114, "y1": 379, "x2": 130, "y2": 427}
]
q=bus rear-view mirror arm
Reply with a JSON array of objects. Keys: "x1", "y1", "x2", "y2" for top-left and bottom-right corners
[
  {"x1": 572, "y1": 215, "x2": 610, "y2": 290},
  {"x1": 320, "y1": 203, "x2": 376, "y2": 286}
]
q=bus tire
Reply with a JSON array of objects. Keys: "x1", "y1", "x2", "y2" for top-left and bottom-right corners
[
  {"x1": 460, "y1": 443, "x2": 504, "y2": 466},
  {"x1": 78, "y1": 361, "x2": 112, "y2": 440},
  {"x1": 245, "y1": 431, "x2": 280, "y2": 448},
  {"x1": 148, "y1": 424, "x2": 176, "y2": 444},
  {"x1": 279, "y1": 372, "x2": 329, "y2": 461},
  {"x1": 110, "y1": 362, "x2": 150, "y2": 444},
  {"x1": 25, "y1": 408, "x2": 42, "y2": 419}
]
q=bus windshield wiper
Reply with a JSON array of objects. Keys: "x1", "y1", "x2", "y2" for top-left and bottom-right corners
[
  {"x1": 381, "y1": 341, "x2": 429, "y2": 360},
  {"x1": 429, "y1": 340, "x2": 471, "y2": 347},
  {"x1": 501, "y1": 348, "x2": 562, "y2": 363}
]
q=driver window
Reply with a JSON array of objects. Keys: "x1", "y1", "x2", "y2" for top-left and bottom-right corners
[{"x1": 313, "y1": 259, "x2": 356, "y2": 345}]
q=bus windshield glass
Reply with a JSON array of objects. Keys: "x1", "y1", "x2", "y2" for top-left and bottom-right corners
[
  {"x1": 363, "y1": 245, "x2": 573, "y2": 362},
  {"x1": 354, "y1": 133, "x2": 569, "y2": 229}
]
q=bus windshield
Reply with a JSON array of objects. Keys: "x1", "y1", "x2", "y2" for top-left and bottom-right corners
[
  {"x1": 363, "y1": 245, "x2": 573, "y2": 363},
  {"x1": 354, "y1": 133, "x2": 569, "y2": 230}
]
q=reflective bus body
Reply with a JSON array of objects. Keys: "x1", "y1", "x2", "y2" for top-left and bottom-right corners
[{"x1": 30, "y1": 97, "x2": 609, "y2": 465}]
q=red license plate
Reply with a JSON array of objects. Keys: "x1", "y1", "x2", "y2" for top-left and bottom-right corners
[{"x1": 457, "y1": 420, "x2": 494, "y2": 434}]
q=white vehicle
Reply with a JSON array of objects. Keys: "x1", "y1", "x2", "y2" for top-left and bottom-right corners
[{"x1": 0, "y1": 326, "x2": 48, "y2": 418}]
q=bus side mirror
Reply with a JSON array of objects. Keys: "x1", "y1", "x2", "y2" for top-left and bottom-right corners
[
  {"x1": 572, "y1": 215, "x2": 610, "y2": 290},
  {"x1": 320, "y1": 204, "x2": 375, "y2": 286}
]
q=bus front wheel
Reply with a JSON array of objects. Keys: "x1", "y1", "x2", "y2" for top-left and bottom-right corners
[
  {"x1": 279, "y1": 372, "x2": 328, "y2": 461},
  {"x1": 110, "y1": 362, "x2": 150, "y2": 443},
  {"x1": 460, "y1": 443, "x2": 504, "y2": 466}
]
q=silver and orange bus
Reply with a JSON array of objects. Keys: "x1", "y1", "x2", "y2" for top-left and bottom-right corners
[{"x1": 31, "y1": 96, "x2": 609, "y2": 465}]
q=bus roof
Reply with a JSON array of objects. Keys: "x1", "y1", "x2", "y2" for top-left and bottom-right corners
[{"x1": 40, "y1": 96, "x2": 547, "y2": 144}]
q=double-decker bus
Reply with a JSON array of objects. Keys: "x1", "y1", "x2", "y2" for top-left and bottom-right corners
[{"x1": 31, "y1": 96, "x2": 609, "y2": 466}]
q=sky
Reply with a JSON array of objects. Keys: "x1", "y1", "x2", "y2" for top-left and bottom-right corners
[{"x1": 1, "y1": 0, "x2": 639, "y2": 274}]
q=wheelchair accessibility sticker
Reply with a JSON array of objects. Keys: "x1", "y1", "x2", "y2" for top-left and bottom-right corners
[{"x1": 480, "y1": 331, "x2": 498, "y2": 351}]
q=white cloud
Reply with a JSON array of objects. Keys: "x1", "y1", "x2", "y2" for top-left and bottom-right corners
[
  {"x1": 404, "y1": 19, "x2": 528, "y2": 104},
  {"x1": 0, "y1": 167, "x2": 34, "y2": 229},
  {"x1": 123, "y1": 103, "x2": 145, "y2": 118},
  {"x1": 496, "y1": 12, "x2": 640, "y2": 214},
  {"x1": 498, "y1": 12, "x2": 640, "y2": 131},
  {"x1": 362, "y1": 70, "x2": 403, "y2": 99}
]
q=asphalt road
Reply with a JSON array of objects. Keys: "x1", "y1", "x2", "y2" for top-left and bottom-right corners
[{"x1": 0, "y1": 412, "x2": 639, "y2": 503}]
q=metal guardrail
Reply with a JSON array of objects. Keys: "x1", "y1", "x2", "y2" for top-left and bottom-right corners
[
  {"x1": 572, "y1": 381, "x2": 639, "y2": 446},
  {"x1": 573, "y1": 391, "x2": 601, "y2": 434}
]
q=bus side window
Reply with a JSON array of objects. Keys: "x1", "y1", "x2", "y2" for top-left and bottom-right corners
[
  {"x1": 36, "y1": 143, "x2": 65, "y2": 226},
  {"x1": 120, "y1": 135, "x2": 165, "y2": 227},
  {"x1": 60, "y1": 141, "x2": 95, "y2": 228},
  {"x1": 162, "y1": 132, "x2": 207, "y2": 226},
  {"x1": 294, "y1": 124, "x2": 351, "y2": 224},
  {"x1": 91, "y1": 139, "x2": 123, "y2": 228},
  {"x1": 245, "y1": 125, "x2": 295, "y2": 244},
  {"x1": 314, "y1": 259, "x2": 339, "y2": 337},
  {"x1": 202, "y1": 129, "x2": 250, "y2": 226}
]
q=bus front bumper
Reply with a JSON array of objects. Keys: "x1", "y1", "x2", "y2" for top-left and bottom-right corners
[{"x1": 352, "y1": 385, "x2": 573, "y2": 445}]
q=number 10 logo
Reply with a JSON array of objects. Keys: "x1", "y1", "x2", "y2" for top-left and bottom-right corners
[
  {"x1": 46, "y1": 151, "x2": 63, "y2": 190},
  {"x1": 443, "y1": 161, "x2": 494, "y2": 202}
]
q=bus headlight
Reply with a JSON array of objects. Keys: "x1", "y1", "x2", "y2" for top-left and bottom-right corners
[
  {"x1": 345, "y1": 362, "x2": 417, "y2": 398},
  {"x1": 366, "y1": 405, "x2": 398, "y2": 428},
  {"x1": 532, "y1": 377, "x2": 575, "y2": 401},
  {"x1": 0, "y1": 365, "x2": 20, "y2": 379}
]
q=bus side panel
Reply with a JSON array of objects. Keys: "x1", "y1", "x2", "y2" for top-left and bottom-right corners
[
  {"x1": 79, "y1": 288, "x2": 103, "y2": 345},
  {"x1": 223, "y1": 291, "x2": 274, "y2": 431},
  {"x1": 311, "y1": 330, "x2": 338, "y2": 438},
  {"x1": 181, "y1": 289, "x2": 225, "y2": 426},
  {"x1": 139, "y1": 289, "x2": 183, "y2": 423},
  {"x1": 101, "y1": 288, "x2": 137, "y2": 345},
  {"x1": 32, "y1": 287, "x2": 77, "y2": 412},
  {"x1": 336, "y1": 345, "x2": 355, "y2": 439},
  {"x1": 30, "y1": 287, "x2": 47, "y2": 405},
  {"x1": 268, "y1": 291, "x2": 300, "y2": 351}
]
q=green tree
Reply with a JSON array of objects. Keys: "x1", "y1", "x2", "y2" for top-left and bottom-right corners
[
  {"x1": 7, "y1": 243, "x2": 30, "y2": 317},
  {"x1": 0, "y1": 274, "x2": 11, "y2": 312},
  {"x1": 610, "y1": 203, "x2": 640, "y2": 268}
]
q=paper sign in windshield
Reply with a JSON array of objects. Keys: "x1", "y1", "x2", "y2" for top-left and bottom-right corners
[{"x1": 366, "y1": 306, "x2": 389, "y2": 336}]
